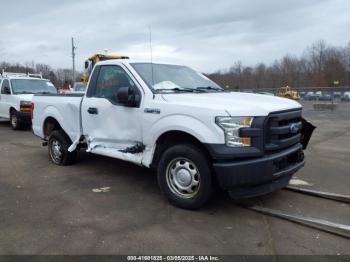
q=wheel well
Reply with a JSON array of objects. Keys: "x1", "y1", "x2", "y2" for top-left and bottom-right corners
[
  {"x1": 9, "y1": 107, "x2": 16, "y2": 114},
  {"x1": 151, "y1": 131, "x2": 211, "y2": 168},
  {"x1": 43, "y1": 117, "x2": 63, "y2": 139}
]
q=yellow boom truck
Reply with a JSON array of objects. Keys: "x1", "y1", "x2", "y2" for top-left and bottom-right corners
[
  {"x1": 276, "y1": 86, "x2": 301, "y2": 100},
  {"x1": 82, "y1": 53, "x2": 129, "y2": 85}
]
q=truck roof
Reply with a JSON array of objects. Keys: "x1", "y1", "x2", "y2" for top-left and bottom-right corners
[
  {"x1": 0, "y1": 71, "x2": 46, "y2": 80},
  {"x1": 96, "y1": 59, "x2": 184, "y2": 67},
  {"x1": 0, "y1": 76, "x2": 49, "y2": 81},
  {"x1": 88, "y1": 53, "x2": 129, "y2": 60}
]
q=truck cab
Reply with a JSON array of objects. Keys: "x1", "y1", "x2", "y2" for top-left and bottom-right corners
[
  {"x1": 31, "y1": 60, "x2": 315, "y2": 209},
  {"x1": 0, "y1": 71, "x2": 57, "y2": 129}
]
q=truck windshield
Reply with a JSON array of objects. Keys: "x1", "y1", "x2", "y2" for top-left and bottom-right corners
[
  {"x1": 11, "y1": 79, "x2": 57, "y2": 94},
  {"x1": 131, "y1": 63, "x2": 223, "y2": 93}
]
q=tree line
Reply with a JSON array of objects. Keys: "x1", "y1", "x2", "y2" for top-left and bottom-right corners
[
  {"x1": 0, "y1": 61, "x2": 81, "y2": 88},
  {"x1": 207, "y1": 40, "x2": 350, "y2": 90}
]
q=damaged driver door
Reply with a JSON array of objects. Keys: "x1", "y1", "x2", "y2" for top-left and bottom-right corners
[{"x1": 81, "y1": 65, "x2": 143, "y2": 164}]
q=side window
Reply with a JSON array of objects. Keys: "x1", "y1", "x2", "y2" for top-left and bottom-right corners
[
  {"x1": 1, "y1": 80, "x2": 10, "y2": 94},
  {"x1": 94, "y1": 65, "x2": 137, "y2": 105}
]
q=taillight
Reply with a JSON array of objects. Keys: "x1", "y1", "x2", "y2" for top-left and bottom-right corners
[{"x1": 30, "y1": 102, "x2": 34, "y2": 119}]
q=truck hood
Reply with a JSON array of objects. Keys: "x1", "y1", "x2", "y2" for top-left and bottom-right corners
[
  {"x1": 161, "y1": 92, "x2": 302, "y2": 116},
  {"x1": 14, "y1": 94, "x2": 34, "y2": 101}
]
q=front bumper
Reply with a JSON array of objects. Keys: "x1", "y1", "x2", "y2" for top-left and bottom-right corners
[{"x1": 213, "y1": 143, "x2": 304, "y2": 199}]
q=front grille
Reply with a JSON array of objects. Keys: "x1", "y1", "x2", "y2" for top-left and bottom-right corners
[{"x1": 265, "y1": 109, "x2": 302, "y2": 152}]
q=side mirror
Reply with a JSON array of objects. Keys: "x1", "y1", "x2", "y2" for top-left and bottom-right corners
[
  {"x1": 116, "y1": 86, "x2": 139, "y2": 107},
  {"x1": 84, "y1": 61, "x2": 89, "y2": 69},
  {"x1": 4, "y1": 86, "x2": 11, "y2": 94}
]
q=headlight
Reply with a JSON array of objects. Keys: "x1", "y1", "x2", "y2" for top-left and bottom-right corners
[{"x1": 216, "y1": 116, "x2": 253, "y2": 147}]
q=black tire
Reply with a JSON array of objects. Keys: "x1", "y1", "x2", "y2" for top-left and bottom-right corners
[
  {"x1": 157, "y1": 144, "x2": 213, "y2": 209},
  {"x1": 48, "y1": 130, "x2": 77, "y2": 166},
  {"x1": 10, "y1": 110, "x2": 22, "y2": 130}
]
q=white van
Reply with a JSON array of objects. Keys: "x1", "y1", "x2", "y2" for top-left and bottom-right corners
[{"x1": 0, "y1": 71, "x2": 57, "y2": 129}]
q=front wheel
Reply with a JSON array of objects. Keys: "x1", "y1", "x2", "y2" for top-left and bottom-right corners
[
  {"x1": 157, "y1": 144, "x2": 213, "y2": 209},
  {"x1": 48, "y1": 130, "x2": 77, "y2": 166},
  {"x1": 10, "y1": 110, "x2": 21, "y2": 130}
]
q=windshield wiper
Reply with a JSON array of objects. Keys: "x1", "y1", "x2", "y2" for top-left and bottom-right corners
[
  {"x1": 195, "y1": 86, "x2": 223, "y2": 92},
  {"x1": 155, "y1": 87, "x2": 202, "y2": 93},
  {"x1": 36, "y1": 91, "x2": 55, "y2": 94},
  {"x1": 16, "y1": 91, "x2": 34, "y2": 94}
]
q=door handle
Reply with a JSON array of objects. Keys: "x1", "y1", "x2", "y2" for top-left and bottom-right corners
[{"x1": 87, "y1": 107, "x2": 98, "y2": 114}]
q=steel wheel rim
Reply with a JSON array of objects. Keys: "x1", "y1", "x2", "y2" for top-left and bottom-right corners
[
  {"x1": 166, "y1": 157, "x2": 200, "y2": 198},
  {"x1": 11, "y1": 115, "x2": 17, "y2": 128},
  {"x1": 50, "y1": 139, "x2": 63, "y2": 163}
]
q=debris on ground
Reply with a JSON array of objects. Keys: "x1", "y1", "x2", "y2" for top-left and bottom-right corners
[{"x1": 92, "y1": 187, "x2": 111, "y2": 193}]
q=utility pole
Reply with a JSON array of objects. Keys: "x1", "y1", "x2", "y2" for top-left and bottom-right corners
[{"x1": 71, "y1": 37, "x2": 76, "y2": 85}]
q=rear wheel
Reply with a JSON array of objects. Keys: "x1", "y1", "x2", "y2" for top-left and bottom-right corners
[
  {"x1": 48, "y1": 130, "x2": 77, "y2": 165},
  {"x1": 10, "y1": 110, "x2": 21, "y2": 130},
  {"x1": 157, "y1": 144, "x2": 213, "y2": 209}
]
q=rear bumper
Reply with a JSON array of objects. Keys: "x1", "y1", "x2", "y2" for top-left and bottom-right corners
[
  {"x1": 17, "y1": 111, "x2": 31, "y2": 124},
  {"x1": 212, "y1": 143, "x2": 304, "y2": 198}
]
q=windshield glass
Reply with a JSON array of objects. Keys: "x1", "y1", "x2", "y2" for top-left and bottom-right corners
[
  {"x1": 11, "y1": 79, "x2": 57, "y2": 94},
  {"x1": 131, "y1": 63, "x2": 222, "y2": 92},
  {"x1": 74, "y1": 82, "x2": 86, "y2": 91}
]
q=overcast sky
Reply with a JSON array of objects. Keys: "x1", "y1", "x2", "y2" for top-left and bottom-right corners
[{"x1": 0, "y1": 0, "x2": 349, "y2": 73}]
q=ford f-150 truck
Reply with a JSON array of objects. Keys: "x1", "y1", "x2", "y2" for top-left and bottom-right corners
[{"x1": 31, "y1": 60, "x2": 315, "y2": 209}]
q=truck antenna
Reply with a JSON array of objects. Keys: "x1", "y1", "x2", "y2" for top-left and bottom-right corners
[{"x1": 149, "y1": 26, "x2": 155, "y2": 88}]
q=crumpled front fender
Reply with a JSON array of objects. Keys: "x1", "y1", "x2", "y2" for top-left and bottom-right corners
[{"x1": 301, "y1": 118, "x2": 316, "y2": 149}]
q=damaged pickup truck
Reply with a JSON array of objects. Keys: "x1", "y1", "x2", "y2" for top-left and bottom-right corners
[{"x1": 31, "y1": 60, "x2": 315, "y2": 209}]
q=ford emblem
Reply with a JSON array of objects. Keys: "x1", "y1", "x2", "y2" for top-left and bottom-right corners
[{"x1": 290, "y1": 122, "x2": 301, "y2": 134}]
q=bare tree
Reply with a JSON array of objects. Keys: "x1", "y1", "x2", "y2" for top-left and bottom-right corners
[{"x1": 207, "y1": 40, "x2": 350, "y2": 89}]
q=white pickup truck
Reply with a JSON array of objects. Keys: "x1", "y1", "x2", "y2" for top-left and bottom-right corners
[
  {"x1": 0, "y1": 72, "x2": 57, "y2": 129},
  {"x1": 31, "y1": 60, "x2": 314, "y2": 209}
]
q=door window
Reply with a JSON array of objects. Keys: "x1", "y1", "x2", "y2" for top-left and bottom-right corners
[
  {"x1": 94, "y1": 65, "x2": 137, "y2": 105},
  {"x1": 1, "y1": 80, "x2": 11, "y2": 94}
]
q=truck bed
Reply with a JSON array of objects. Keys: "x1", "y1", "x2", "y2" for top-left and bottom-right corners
[{"x1": 32, "y1": 94, "x2": 83, "y2": 144}]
